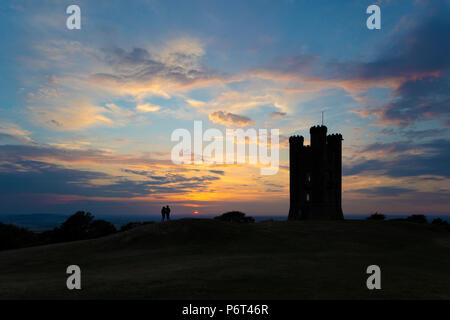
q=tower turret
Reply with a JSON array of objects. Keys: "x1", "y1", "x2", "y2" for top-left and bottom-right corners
[
  {"x1": 310, "y1": 125, "x2": 327, "y2": 148},
  {"x1": 288, "y1": 135, "x2": 304, "y2": 220}
]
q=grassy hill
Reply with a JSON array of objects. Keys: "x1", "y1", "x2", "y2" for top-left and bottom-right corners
[{"x1": 0, "y1": 218, "x2": 449, "y2": 299}]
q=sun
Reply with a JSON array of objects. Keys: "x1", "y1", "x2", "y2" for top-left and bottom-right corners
[{"x1": 193, "y1": 210, "x2": 199, "y2": 215}]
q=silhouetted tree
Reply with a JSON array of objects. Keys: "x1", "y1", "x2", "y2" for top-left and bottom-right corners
[
  {"x1": 367, "y1": 212, "x2": 386, "y2": 220},
  {"x1": 406, "y1": 214, "x2": 427, "y2": 224},
  {"x1": 432, "y1": 218, "x2": 445, "y2": 225},
  {"x1": 55, "y1": 211, "x2": 94, "y2": 241},
  {"x1": 87, "y1": 220, "x2": 116, "y2": 238},
  {"x1": 0, "y1": 211, "x2": 128, "y2": 251},
  {"x1": 214, "y1": 211, "x2": 255, "y2": 223},
  {"x1": 0, "y1": 222, "x2": 37, "y2": 251}
]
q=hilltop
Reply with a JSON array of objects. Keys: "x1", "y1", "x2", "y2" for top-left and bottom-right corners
[{"x1": 0, "y1": 218, "x2": 449, "y2": 299}]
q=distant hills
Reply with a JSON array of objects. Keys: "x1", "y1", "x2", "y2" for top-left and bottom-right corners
[
  {"x1": 0, "y1": 213, "x2": 284, "y2": 232},
  {"x1": 0, "y1": 214, "x2": 68, "y2": 232},
  {"x1": 0, "y1": 214, "x2": 158, "y2": 232}
]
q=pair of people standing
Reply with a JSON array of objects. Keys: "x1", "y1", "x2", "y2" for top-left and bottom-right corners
[{"x1": 161, "y1": 205, "x2": 171, "y2": 222}]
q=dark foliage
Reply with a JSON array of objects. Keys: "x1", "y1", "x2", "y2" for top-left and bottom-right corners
[
  {"x1": 0, "y1": 222, "x2": 37, "y2": 251},
  {"x1": 54, "y1": 211, "x2": 94, "y2": 242},
  {"x1": 406, "y1": 214, "x2": 427, "y2": 224},
  {"x1": 0, "y1": 211, "x2": 120, "y2": 251},
  {"x1": 214, "y1": 211, "x2": 255, "y2": 223},
  {"x1": 49, "y1": 211, "x2": 118, "y2": 242},
  {"x1": 367, "y1": 212, "x2": 386, "y2": 221},
  {"x1": 88, "y1": 220, "x2": 117, "y2": 239},
  {"x1": 431, "y1": 218, "x2": 450, "y2": 232},
  {"x1": 431, "y1": 218, "x2": 448, "y2": 226}
]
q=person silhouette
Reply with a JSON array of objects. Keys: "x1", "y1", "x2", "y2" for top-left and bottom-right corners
[
  {"x1": 166, "y1": 205, "x2": 171, "y2": 220},
  {"x1": 161, "y1": 206, "x2": 167, "y2": 222}
]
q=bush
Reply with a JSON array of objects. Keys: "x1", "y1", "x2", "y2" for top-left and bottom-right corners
[
  {"x1": 88, "y1": 220, "x2": 116, "y2": 239},
  {"x1": 431, "y1": 218, "x2": 447, "y2": 225},
  {"x1": 367, "y1": 212, "x2": 386, "y2": 221},
  {"x1": 0, "y1": 211, "x2": 121, "y2": 251},
  {"x1": 44, "y1": 211, "x2": 117, "y2": 243},
  {"x1": 406, "y1": 214, "x2": 427, "y2": 224},
  {"x1": 55, "y1": 211, "x2": 94, "y2": 241},
  {"x1": 214, "y1": 211, "x2": 255, "y2": 223},
  {"x1": 0, "y1": 222, "x2": 37, "y2": 251}
]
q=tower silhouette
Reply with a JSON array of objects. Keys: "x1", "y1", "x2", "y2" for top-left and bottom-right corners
[{"x1": 288, "y1": 125, "x2": 344, "y2": 220}]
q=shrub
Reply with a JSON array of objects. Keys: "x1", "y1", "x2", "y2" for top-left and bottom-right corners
[
  {"x1": 44, "y1": 211, "x2": 117, "y2": 243},
  {"x1": 55, "y1": 211, "x2": 94, "y2": 241},
  {"x1": 406, "y1": 214, "x2": 427, "y2": 224},
  {"x1": 0, "y1": 222, "x2": 37, "y2": 251},
  {"x1": 88, "y1": 220, "x2": 117, "y2": 239},
  {"x1": 214, "y1": 211, "x2": 255, "y2": 223},
  {"x1": 367, "y1": 212, "x2": 386, "y2": 221},
  {"x1": 431, "y1": 218, "x2": 447, "y2": 225}
]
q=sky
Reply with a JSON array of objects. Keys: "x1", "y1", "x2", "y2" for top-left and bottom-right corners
[{"x1": 0, "y1": 0, "x2": 449, "y2": 217}]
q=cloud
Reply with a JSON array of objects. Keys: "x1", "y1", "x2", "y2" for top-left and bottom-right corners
[
  {"x1": 0, "y1": 160, "x2": 109, "y2": 196},
  {"x1": 27, "y1": 99, "x2": 133, "y2": 131},
  {"x1": 136, "y1": 103, "x2": 161, "y2": 113},
  {"x1": 0, "y1": 144, "x2": 171, "y2": 168},
  {"x1": 209, "y1": 111, "x2": 255, "y2": 127},
  {"x1": 186, "y1": 90, "x2": 278, "y2": 115},
  {"x1": 26, "y1": 71, "x2": 137, "y2": 131},
  {"x1": 25, "y1": 73, "x2": 128, "y2": 131},
  {"x1": 371, "y1": 75, "x2": 450, "y2": 127},
  {"x1": 209, "y1": 170, "x2": 225, "y2": 175},
  {"x1": 122, "y1": 168, "x2": 220, "y2": 184},
  {"x1": 157, "y1": 37, "x2": 205, "y2": 73},
  {"x1": 378, "y1": 128, "x2": 449, "y2": 139},
  {"x1": 248, "y1": 4, "x2": 450, "y2": 128},
  {"x1": 351, "y1": 186, "x2": 415, "y2": 197},
  {"x1": 344, "y1": 139, "x2": 450, "y2": 178},
  {"x1": 267, "y1": 111, "x2": 286, "y2": 118},
  {"x1": 0, "y1": 146, "x2": 223, "y2": 200},
  {"x1": 0, "y1": 123, "x2": 34, "y2": 144},
  {"x1": 90, "y1": 37, "x2": 228, "y2": 98},
  {"x1": 346, "y1": 6, "x2": 450, "y2": 127},
  {"x1": 25, "y1": 37, "x2": 231, "y2": 131}
]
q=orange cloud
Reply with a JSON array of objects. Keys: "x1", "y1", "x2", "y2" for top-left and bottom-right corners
[{"x1": 209, "y1": 111, "x2": 255, "y2": 127}]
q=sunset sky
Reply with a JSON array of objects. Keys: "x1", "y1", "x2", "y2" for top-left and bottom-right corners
[{"x1": 0, "y1": 0, "x2": 449, "y2": 217}]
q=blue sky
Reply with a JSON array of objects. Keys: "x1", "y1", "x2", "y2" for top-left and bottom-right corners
[{"x1": 0, "y1": 0, "x2": 449, "y2": 216}]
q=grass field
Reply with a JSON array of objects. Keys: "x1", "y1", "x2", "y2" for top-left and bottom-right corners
[{"x1": 0, "y1": 218, "x2": 449, "y2": 299}]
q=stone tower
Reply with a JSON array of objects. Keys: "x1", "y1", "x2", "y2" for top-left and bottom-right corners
[{"x1": 288, "y1": 125, "x2": 344, "y2": 220}]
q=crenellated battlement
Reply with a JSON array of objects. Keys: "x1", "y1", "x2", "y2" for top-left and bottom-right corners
[
  {"x1": 327, "y1": 133, "x2": 343, "y2": 141},
  {"x1": 310, "y1": 125, "x2": 327, "y2": 134},
  {"x1": 289, "y1": 135, "x2": 304, "y2": 146}
]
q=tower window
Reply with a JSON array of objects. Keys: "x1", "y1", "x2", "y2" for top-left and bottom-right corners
[
  {"x1": 306, "y1": 172, "x2": 311, "y2": 182},
  {"x1": 306, "y1": 193, "x2": 310, "y2": 202}
]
